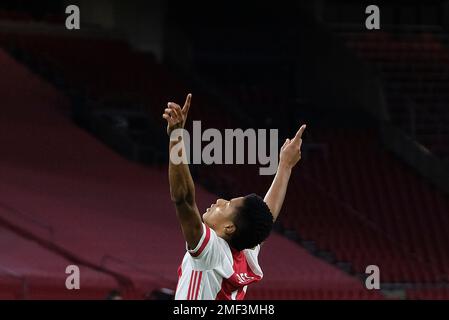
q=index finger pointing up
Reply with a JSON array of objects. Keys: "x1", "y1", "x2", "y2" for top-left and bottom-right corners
[
  {"x1": 182, "y1": 93, "x2": 192, "y2": 115},
  {"x1": 292, "y1": 124, "x2": 307, "y2": 142}
]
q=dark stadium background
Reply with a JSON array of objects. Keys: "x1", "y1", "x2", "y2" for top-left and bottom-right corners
[{"x1": 0, "y1": 0, "x2": 448, "y2": 300}]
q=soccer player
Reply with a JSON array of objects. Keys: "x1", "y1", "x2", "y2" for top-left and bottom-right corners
[{"x1": 162, "y1": 93, "x2": 306, "y2": 300}]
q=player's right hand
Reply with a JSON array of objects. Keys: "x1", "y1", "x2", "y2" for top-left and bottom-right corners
[{"x1": 162, "y1": 93, "x2": 191, "y2": 136}]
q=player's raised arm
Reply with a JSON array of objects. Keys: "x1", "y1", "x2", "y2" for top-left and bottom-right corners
[
  {"x1": 162, "y1": 93, "x2": 203, "y2": 250},
  {"x1": 264, "y1": 124, "x2": 306, "y2": 222}
]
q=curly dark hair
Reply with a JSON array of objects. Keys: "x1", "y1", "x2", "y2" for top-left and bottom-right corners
[{"x1": 229, "y1": 193, "x2": 274, "y2": 251}]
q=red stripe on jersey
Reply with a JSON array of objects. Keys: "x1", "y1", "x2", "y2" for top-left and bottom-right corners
[
  {"x1": 187, "y1": 270, "x2": 195, "y2": 300},
  {"x1": 194, "y1": 271, "x2": 203, "y2": 300},
  {"x1": 191, "y1": 271, "x2": 198, "y2": 300},
  {"x1": 190, "y1": 225, "x2": 211, "y2": 257}
]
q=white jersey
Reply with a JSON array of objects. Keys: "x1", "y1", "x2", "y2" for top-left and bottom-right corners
[{"x1": 175, "y1": 223, "x2": 263, "y2": 300}]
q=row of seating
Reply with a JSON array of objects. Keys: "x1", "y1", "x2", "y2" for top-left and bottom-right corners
[
  {"x1": 342, "y1": 31, "x2": 449, "y2": 159},
  {"x1": 0, "y1": 45, "x2": 380, "y2": 299},
  {"x1": 2, "y1": 30, "x2": 448, "y2": 293}
]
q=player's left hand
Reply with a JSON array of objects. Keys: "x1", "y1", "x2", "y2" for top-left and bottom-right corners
[{"x1": 279, "y1": 124, "x2": 306, "y2": 169}]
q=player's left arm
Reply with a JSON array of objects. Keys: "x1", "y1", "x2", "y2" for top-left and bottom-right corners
[{"x1": 264, "y1": 124, "x2": 306, "y2": 222}]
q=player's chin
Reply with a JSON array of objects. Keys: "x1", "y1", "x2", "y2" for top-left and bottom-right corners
[{"x1": 202, "y1": 209, "x2": 211, "y2": 221}]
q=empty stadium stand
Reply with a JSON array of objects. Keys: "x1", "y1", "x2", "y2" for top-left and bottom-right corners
[
  {"x1": 3, "y1": 25, "x2": 449, "y2": 298},
  {"x1": 0, "y1": 48, "x2": 382, "y2": 299},
  {"x1": 341, "y1": 29, "x2": 449, "y2": 159}
]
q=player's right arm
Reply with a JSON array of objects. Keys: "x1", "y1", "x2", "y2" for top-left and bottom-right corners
[{"x1": 163, "y1": 93, "x2": 203, "y2": 251}]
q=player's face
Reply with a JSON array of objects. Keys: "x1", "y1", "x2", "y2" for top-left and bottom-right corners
[{"x1": 203, "y1": 197, "x2": 245, "y2": 234}]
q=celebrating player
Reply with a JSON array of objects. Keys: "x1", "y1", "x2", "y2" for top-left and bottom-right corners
[{"x1": 162, "y1": 93, "x2": 306, "y2": 300}]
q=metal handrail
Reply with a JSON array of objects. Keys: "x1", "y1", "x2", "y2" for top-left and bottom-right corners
[
  {"x1": 0, "y1": 201, "x2": 54, "y2": 242},
  {"x1": 0, "y1": 265, "x2": 28, "y2": 299}
]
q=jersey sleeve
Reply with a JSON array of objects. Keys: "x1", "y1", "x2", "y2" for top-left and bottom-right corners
[
  {"x1": 244, "y1": 244, "x2": 263, "y2": 278},
  {"x1": 186, "y1": 223, "x2": 224, "y2": 270},
  {"x1": 245, "y1": 244, "x2": 261, "y2": 260}
]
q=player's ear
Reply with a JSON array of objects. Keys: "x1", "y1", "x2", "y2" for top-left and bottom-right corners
[{"x1": 223, "y1": 223, "x2": 236, "y2": 236}]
